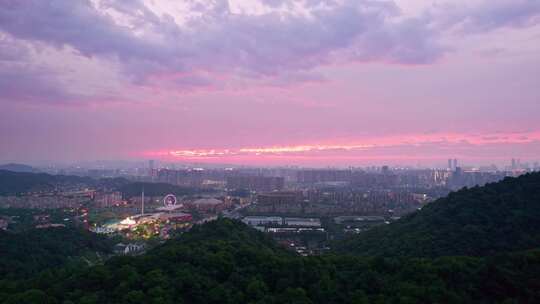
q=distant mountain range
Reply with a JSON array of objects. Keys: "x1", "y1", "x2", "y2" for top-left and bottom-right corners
[
  {"x1": 0, "y1": 169, "x2": 214, "y2": 197},
  {"x1": 334, "y1": 172, "x2": 540, "y2": 257},
  {"x1": 0, "y1": 170, "x2": 133, "y2": 196},
  {"x1": 0, "y1": 163, "x2": 37, "y2": 173},
  {"x1": 0, "y1": 170, "x2": 94, "y2": 196}
]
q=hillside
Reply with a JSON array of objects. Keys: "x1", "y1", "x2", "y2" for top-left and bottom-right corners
[
  {"x1": 0, "y1": 170, "x2": 215, "y2": 198},
  {"x1": 1, "y1": 219, "x2": 540, "y2": 304},
  {"x1": 334, "y1": 172, "x2": 540, "y2": 257},
  {"x1": 0, "y1": 163, "x2": 36, "y2": 173},
  {"x1": 2, "y1": 174, "x2": 540, "y2": 303},
  {"x1": 0, "y1": 227, "x2": 115, "y2": 279},
  {"x1": 0, "y1": 170, "x2": 132, "y2": 196},
  {"x1": 0, "y1": 170, "x2": 93, "y2": 195}
]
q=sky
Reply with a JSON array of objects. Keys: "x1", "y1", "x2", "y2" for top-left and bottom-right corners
[{"x1": 0, "y1": 0, "x2": 539, "y2": 167}]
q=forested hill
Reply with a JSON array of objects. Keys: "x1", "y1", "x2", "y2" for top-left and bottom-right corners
[
  {"x1": 0, "y1": 227, "x2": 115, "y2": 279},
  {"x1": 0, "y1": 170, "x2": 217, "y2": 197},
  {"x1": 334, "y1": 172, "x2": 540, "y2": 257},
  {"x1": 0, "y1": 170, "x2": 130, "y2": 196},
  {"x1": 2, "y1": 219, "x2": 540, "y2": 303},
  {"x1": 2, "y1": 173, "x2": 540, "y2": 303},
  {"x1": 0, "y1": 163, "x2": 36, "y2": 173},
  {"x1": 0, "y1": 170, "x2": 93, "y2": 195}
]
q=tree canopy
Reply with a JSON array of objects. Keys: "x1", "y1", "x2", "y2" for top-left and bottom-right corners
[
  {"x1": 1, "y1": 219, "x2": 539, "y2": 303},
  {"x1": 0, "y1": 227, "x2": 114, "y2": 279},
  {"x1": 1, "y1": 173, "x2": 540, "y2": 303},
  {"x1": 334, "y1": 172, "x2": 540, "y2": 257}
]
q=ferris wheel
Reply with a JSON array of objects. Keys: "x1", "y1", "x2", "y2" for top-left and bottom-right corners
[{"x1": 163, "y1": 194, "x2": 177, "y2": 207}]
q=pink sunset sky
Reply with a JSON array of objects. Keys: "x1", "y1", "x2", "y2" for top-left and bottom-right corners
[{"x1": 0, "y1": 0, "x2": 539, "y2": 166}]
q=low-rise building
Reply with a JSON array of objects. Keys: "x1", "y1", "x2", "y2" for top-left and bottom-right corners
[
  {"x1": 284, "y1": 217, "x2": 321, "y2": 228},
  {"x1": 0, "y1": 218, "x2": 8, "y2": 230},
  {"x1": 35, "y1": 223, "x2": 66, "y2": 229},
  {"x1": 334, "y1": 215, "x2": 386, "y2": 224},
  {"x1": 94, "y1": 191, "x2": 123, "y2": 208},
  {"x1": 90, "y1": 226, "x2": 116, "y2": 234},
  {"x1": 114, "y1": 243, "x2": 145, "y2": 255},
  {"x1": 242, "y1": 216, "x2": 283, "y2": 226},
  {"x1": 187, "y1": 198, "x2": 229, "y2": 213}
]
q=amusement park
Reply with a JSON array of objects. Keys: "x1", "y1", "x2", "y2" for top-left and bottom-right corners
[{"x1": 91, "y1": 193, "x2": 194, "y2": 240}]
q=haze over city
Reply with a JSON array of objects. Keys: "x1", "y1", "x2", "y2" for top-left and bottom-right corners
[
  {"x1": 1, "y1": 0, "x2": 539, "y2": 166},
  {"x1": 3, "y1": 2, "x2": 540, "y2": 303}
]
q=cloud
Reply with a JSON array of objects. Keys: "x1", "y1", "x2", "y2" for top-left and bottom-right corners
[
  {"x1": 0, "y1": 1, "x2": 160, "y2": 59},
  {"x1": 0, "y1": 67, "x2": 69, "y2": 105},
  {"x1": 0, "y1": 36, "x2": 73, "y2": 105},
  {"x1": 146, "y1": 131, "x2": 540, "y2": 162},
  {"x1": 0, "y1": 33, "x2": 129, "y2": 106},
  {"x1": 0, "y1": 0, "x2": 539, "y2": 106},
  {"x1": 429, "y1": 0, "x2": 540, "y2": 33},
  {"x1": 0, "y1": 1, "x2": 445, "y2": 91},
  {"x1": 0, "y1": 35, "x2": 29, "y2": 61}
]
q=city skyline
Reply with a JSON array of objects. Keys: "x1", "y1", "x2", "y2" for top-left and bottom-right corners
[
  {"x1": 3, "y1": 157, "x2": 539, "y2": 171},
  {"x1": 1, "y1": 0, "x2": 539, "y2": 165}
]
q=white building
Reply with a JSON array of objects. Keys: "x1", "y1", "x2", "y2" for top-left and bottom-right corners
[
  {"x1": 242, "y1": 216, "x2": 283, "y2": 227},
  {"x1": 114, "y1": 243, "x2": 145, "y2": 255},
  {"x1": 284, "y1": 217, "x2": 321, "y2": 227}
]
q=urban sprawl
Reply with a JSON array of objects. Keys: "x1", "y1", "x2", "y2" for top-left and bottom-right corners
[{"x1": 1, "y1": 159, "x2": 537, "y2": 256}]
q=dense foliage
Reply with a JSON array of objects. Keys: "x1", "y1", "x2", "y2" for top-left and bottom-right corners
[
  {"x1": 0, "y1": 170, "x2": 133, "y2": 196},
  {"x1": 0, "y1": 227, "x2": 114, "y2": 279},
  {"x1": 1, "y1": 219, "x2": 539, "y2": 304},
  {"x1": 0, "y1": 208, "x2": 78, "y2": 232},
  {"x1": 119, "y1": 182, "x2": 216, "y2": 197},
  {"x1": 334, "y1": 172, "x2": 540, "y2": 257},
  {"x1": 0, "y1": 170, "x2": 215, "y2": 198},
  {"x1": 1, "y1": 174, "x2": 540, "y2": 303}
]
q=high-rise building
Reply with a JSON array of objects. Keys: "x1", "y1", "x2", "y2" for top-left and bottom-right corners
[
  {"x1": 448, "y1": 159, "x2": 453, "y2": 170},
  {"x1": 257, "y1": 191, "x2": 302, "y2": 209},
  {"x1": 94, "y1": 192, "x2": 122, "y2": 208},
  {"x1": 226, "y1": 175, "x2": 284, "y2": 191},
  {"x1": 453, "y1": 159, "x2": 458, "y2": 171},
  {"x1": 141, "y1": 188, "x2": 145, "y2": 215},
  {"x1": 511, "y1": 158, "x2": 516, "y2": 170},
  {"x1": 296, "y1": 169, "x2": 351, "y2": 183},
  {"x1": 148, "y1": 160, "x2": 155, "y2": 178}
]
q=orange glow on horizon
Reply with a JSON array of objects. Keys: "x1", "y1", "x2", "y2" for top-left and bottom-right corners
[{"x1": 140, "y1": 131, "x2": 540, "y2": 163}]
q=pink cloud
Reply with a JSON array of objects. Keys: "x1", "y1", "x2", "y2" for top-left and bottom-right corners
[
  {"x1": 138, "y1": 131, "x2": 540, "y2": 165},
  {"x1": 1, "y1": 1, "x2": 539, "y2": 165}
]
